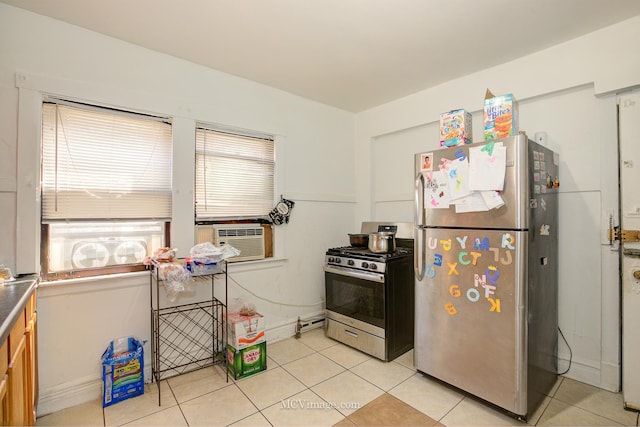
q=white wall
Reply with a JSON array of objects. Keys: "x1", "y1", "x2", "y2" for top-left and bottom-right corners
[
  {"x1": 3, "y1": 1, "x2": 639, "y2": 416},
  {"x1": 355, "y1": 16, "x2": 640, "y2": 391},
  {"x1": 0, "y1": 3, "x2": 356, "y2": 415}
]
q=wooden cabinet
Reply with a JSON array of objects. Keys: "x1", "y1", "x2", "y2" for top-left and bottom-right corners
[
  {"x1": 0, "y1": 374, "x2": 8, "y2": 425},
  {"x1": 8, "y1": 336, "x2": 28, "y2": 425},
  {"x1": 1, "y1": 287, "x2": 37, "y2": 426},
  {"x1": 25, "y1": 291, "x2": 38, "y2": 425},
  {"x1": 1, "y1": 340, "x2": 8, "y2": 425}
]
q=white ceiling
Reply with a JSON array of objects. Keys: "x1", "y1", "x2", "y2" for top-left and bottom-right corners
[{"x1": 4, "y1": 0, "x2": 640, "y2": 112}]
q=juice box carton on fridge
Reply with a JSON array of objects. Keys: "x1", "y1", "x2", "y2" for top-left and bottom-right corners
[
  {"x1": 440, "y1": 109, "x2": 473, "y2": 147},
  {"x1": 483, "y1": 89, "x2": 518, "y2": 141}
]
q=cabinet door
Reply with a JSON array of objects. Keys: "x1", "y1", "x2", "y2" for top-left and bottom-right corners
[
  {"x1": 1, "y1": 331, "x2": 9, "y2": 425},
  {"x1": 30, "y1": 290, "x2": 38, "y2": 412},
  {"x1": 25, "y1": 315, "x2": 37, "y2": 425},
  {"x1": 8, "y1": 336, "x2": 28, "y2": 426},
  {"x1": 0, "y1": 340, "x2": 7, "y2": 375},
  {"x1": 0, "y1": 374, "x2": 8, "y2": 425}
]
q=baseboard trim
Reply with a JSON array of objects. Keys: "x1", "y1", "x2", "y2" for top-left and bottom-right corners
[
  {"x1": 37, "y1": 375, "x2": 102, "y2": 417},
  {"x1": 599, "y1": 360, "x2": 621, "y2": 392},
  {"x1": 37, "y1": 312, "x2": 326, "y2": 415},
  {"x1": 264, "y1": 310, "x2": 325, "y2": 343},
  {"x1": 558, "y1": 357, "x2": 619, "y2": 392}
]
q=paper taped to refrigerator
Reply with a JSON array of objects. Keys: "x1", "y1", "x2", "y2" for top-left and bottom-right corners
[
  {"x1": 423, "y1": 170, "x2": 450, "y2": 208},
  {"x1": 446, "y1": 157, "x2": 472, "y2": 201},
  {"x1": 453, "y1": 192, "x2": 489, "y2": 213},
  {"x1": 424, "y1": 142, "x2": 508, "y2": 213},
  {"x1": 469, "y1": 142, "x2": 507, "y2": 191},
  {"x1": 481, "y1": 190, "x2": 505, "y2": 210}
]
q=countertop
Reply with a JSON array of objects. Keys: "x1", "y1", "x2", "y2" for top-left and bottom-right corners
[{"x1": 0, "y1": 274, "x2": 38, "y2": 345}]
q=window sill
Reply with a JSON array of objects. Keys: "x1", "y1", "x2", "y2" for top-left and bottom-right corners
[
  {"x1": 38, "y1": 257, "x2": 288, "y2": 292},
  {"x1": 39, "y1": 270, "x2": 150, "y2": 294}
]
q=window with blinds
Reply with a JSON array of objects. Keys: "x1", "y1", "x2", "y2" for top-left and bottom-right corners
[
  {"x1": 195, "y1": 125, "x2": 275, "y2": 220},
  {"x1": 40, "y1": 100, "x2": 172, "y2": 279}
]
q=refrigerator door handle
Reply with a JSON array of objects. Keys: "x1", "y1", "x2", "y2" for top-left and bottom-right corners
[
  {"x1": 414, "y1": 172, "x2": 425, "y2": 281},
  {"x1": 414, "y1": 227, "x2": 425, "y2": 281},
  {"x1": 414, "y1": 172, "x2": 426, "y2": 227}
]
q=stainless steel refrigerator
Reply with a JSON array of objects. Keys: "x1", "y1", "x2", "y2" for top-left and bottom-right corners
[{"x1": 413, "y1": 133, "x2": 558, "y2": 419}]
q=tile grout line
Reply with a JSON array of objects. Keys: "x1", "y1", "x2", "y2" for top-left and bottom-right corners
[
  {"x1": 265, "y1": 343, "x2": 350, "y2": 421},
  {"x1": 549, "y1": 377, "x2": 636, "y2": 426},
  {"x1": 228, "y1": 377, "x2": 268, "y2": 425},
  {"x1": 42, "y1": 341, "x2": 635, "y2": 427},
  {"x1": 279, "y1": 335, "x2": 384, "y2": 422},
  {"x1": 531, "y1": 395, "x2": 552, "y2": 426},
  {"x1": 165, "y1": 378, "x2": 191, "y2": 427},
  {"x1": 279, "y1": 342, "x2": 356, "y2": 423}
]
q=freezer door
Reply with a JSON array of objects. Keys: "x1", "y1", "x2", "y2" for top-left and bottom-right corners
[
  {"x1": 414, "y1": 228, "x2": 528, "y2": 416},
  {"x1": 414, "y1": 134, "x2": 529, "y2": 229}
]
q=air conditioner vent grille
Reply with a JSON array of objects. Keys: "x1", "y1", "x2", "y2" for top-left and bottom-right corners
[
  {"x1": 194, "y1": 224, "x2": 265, "y2": 262},
  {"x1": 219, "y1": 228, "x2": 264, "y2": 237}
]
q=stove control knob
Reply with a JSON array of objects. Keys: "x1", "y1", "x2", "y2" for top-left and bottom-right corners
[
  {"x1": 370, "y1": 263, "x2": 377, "y2": 270},
  {"x1": 334, "y1": 257, "x2": 341, "y2": 264},
  {"x1": 362, "y1": 262, "x2": 369, "y2": 269},
  {"x1": 347, "y1": 259, "x2": 355, "y2": 266},
  {"x1": 328, "y1": 257, "x2": 334, "y2": 263}
]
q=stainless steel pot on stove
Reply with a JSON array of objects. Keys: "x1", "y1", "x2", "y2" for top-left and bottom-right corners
[
  {"x1": 368, "y1": 232, "x2": 396, "y2": 253},
  {"x1": 348, "y1": 233, "x2": 369, "y2": 247}
]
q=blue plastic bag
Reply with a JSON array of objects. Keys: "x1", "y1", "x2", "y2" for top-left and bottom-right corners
[{"x1": 101, "y1": 336, "x2": 144, "y2": 407}]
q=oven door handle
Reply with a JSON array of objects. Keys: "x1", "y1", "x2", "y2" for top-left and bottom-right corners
[{"x1": 324, "y1": 265, "x2": 384, "y2": 283}]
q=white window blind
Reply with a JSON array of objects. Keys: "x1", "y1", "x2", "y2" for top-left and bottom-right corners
[
  {"x1": 41, "y1": 101, "x2": 173, "y2": 221},
  {"x1": 195, "y1": 126, "x2": 275, "y2": 219}
]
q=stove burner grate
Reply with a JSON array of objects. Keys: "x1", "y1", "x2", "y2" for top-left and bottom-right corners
[{"x1": 326, "y1": 246, "x2": 412, "y2": 261}]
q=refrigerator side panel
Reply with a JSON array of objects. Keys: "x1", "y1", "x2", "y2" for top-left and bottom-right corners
[
  {"x1": 414, "y1": 228, "x2": 528, "y2": 415},
  {"x1": 526, "y1": 141, "x2": 559, "y2": 413},
  {"x1": 414, "y1": 134, "x2": 529, "y2": 229}
]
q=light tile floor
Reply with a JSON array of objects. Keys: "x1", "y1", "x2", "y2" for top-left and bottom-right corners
[{"x1": 36, "y1": 328, "x2": 640, "y2": 427}]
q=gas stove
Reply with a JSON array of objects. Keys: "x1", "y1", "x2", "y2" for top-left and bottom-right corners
[
  {"x1": 324, "y1": 221, "x2": 415, "y2": 362},
  {"x1": 325, "y1": 246, "x2": 413, "y2": 273},
  {"x1": 326, "y1": 246, "x2": 413, "y2": 259}
]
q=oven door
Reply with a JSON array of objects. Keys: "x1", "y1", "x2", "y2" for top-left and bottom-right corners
[{"x1": 324, "y1": 265, "x2": 385, "y2": 329}]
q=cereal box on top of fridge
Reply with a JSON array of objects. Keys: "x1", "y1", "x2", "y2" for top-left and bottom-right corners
[
  {"x1": 483, "y1": 89, "x2": 518, "y2": 141},
  {"x1": 440, "y1": 109, "x2": 473, "y2": 147}
]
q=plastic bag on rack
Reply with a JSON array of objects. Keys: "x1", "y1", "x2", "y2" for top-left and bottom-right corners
[
  {"x1": 190, "y1": 242, "x2": 240, "y2": 262},
  {"x1": 229, "y1": 297, "x2": 257, "y2": 317},
  {"x1": 157, "y1": 262, "x2": 192, "y2": 302},
  {"x1": 185, "y1": 242, "x2": 240, "y2": 275},
  {"x1": 144, "y1": 247, "x2": 177, "y2": 265}
]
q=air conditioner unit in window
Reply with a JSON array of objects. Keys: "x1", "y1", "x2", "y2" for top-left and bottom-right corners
[{"x1": 194, "y1": 224, "x2": 265, "y2": 262}]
